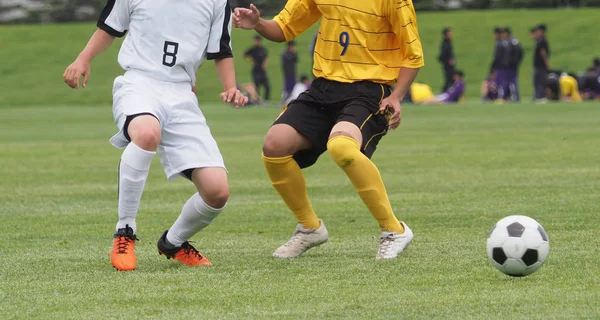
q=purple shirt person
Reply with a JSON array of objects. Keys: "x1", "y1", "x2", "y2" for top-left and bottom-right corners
[
  {"x1": 482, "y1": 70, "x2": 499, "y2": 101},
  {"x1": 437, "y1": 71, "x2": 465, "y2": 103}
]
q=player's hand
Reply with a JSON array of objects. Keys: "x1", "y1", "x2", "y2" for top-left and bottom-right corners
[
  {"x1": 63, "y1": 58, "x2": 91, "y2": 89},
  {"x1": 232, "y1": 4, "x2": 260, "y2": 29},
  {"x1": 220, "y1": 87, "x2": 249, "y2": 109},
  {"x1": 380, "y1": 95, "x2": 402, "y2": 130}
]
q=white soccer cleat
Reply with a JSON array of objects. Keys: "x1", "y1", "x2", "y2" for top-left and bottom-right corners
[
  {"x1": 273, "y1": 220, "x2": 329, "y2": 258},
  {"x1": 376, "y1": 222, "x2": 414, "y2": 260}
]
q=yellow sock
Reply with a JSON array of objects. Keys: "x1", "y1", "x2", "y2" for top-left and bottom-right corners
[
  {"x1": 327, "y1": 136, "x2": 404, "y2": 233},
  {"x1": 262, "y1": 154, "x2": 320, "y2": 229}
]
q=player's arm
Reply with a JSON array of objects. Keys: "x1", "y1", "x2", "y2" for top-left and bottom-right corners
[
  {"x1": 64, "y1": 29, "x2": 115, "y2": 88},
  {"x1": 380, "y1": 1, "x2": 424, "y2": 129},
  {"x1": 540, "y1": 48, "x2": 550, "y2": 69},
  {"x1": 481, "y1": 80, "x2": 489, "y2": 97},
  {"x1": 214, "y1": 58, "x2": 236, "y2": 91},
  {"x1": 207, "y1": 0, "x2": 247, "y2": 108},
  {"x1": 64, "y1": 0, "x2": 130, "y2": 89},
  {"x1": 233, "y1": 1, "x2": 320, "y2": 43}
]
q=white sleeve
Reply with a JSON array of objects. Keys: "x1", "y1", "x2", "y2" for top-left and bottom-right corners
[
  {"x1": 206, "y1": 0, "x2": 233, "y2": 60},
  {"x1": 97, "y1": 0, "x2": 131, "y2": 37}
]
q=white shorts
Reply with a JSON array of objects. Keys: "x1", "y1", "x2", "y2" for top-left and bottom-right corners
[{"x1": 110, "y1": 71, "x2": 225, "y2": 180}]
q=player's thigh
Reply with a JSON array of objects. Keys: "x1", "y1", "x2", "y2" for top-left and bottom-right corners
[
  {"x1": 335, "y1": 100, "x2": 390, "y2": 158},
  {"x1": 190, "y1": 167, "x2": 229, "y2": 209},
  {"x1": 329, "y1": 121, "x2": 363, "y2": 145},
  {"x1": 110, "y1": 75, "x2": 164, "y2": 149},
  {"x1": 265, "y1": 99, "x2": 331, "y2": 158},
  {"x1": 158, "y1": 96, "x2": 226, "y2": 181}
]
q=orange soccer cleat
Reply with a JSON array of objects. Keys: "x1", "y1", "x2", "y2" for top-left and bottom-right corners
[
  {"x1": 110, "y1": 225, "x2": 138, "y2": 271},
  {"x1": 157, "y1": 231, "x2": 212, "y2": 266}
]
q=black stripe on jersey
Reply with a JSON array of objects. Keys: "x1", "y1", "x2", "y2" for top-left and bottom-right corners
[
  {"x1": 97, "y1": 0, "x2": 127, "y2": 37},
  {"x1": 284, "y1": 7, "x2": 292, "y2": 15},
  {"x1": 396, "y1": 4, "x2": 411, "y2": 9},
  {"x1": 323, "y1": 16, "x2": 394, "y2": 34},
  {"x1": 314, "y1": 50, "x2": 402, "y2": 68},
  {"x1": 402, "y1": 22, "x2": 413, "y2": 27},
  {"x1": 207, "y1": 0, "x2": 233, "y2": 60},
  {"x1": 318, "y1": 33, "x2": 401, "y2": 51},
  {"x1": 312, "y1": 68, "x2": 361, "y2": 81},
  {"x1": 316, "y1": 4, "x2": 386, "y2": 18}
]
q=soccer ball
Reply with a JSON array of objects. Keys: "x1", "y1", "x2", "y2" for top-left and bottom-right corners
[{"x1": 487, "y1": 215, "x2": 550, "y2": 277}]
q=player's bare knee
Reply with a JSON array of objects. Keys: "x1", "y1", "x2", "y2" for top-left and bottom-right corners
[
  {"x1": 202, "y1": 185, "x2": 229, "y2": 209},
  {"x1": 263, "y1": 124, "x2": 309, "y2": 157},
  {"x1": 130, "y1": 128, "x2": 161, "y2": 151},
  {"x1": 263, "y1": 136, "x2": 286, "y2": 157},
  {"x1": 263, "y1": 133, "x2": 293, "y2": 157}
]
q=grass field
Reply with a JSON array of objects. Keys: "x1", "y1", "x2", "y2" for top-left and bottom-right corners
[
  {"x1": 1, "y1": 102, "x2": 599, "y2": 319},
  {"x1": 1, "y1": 7, "x2": 600, "y2": 319},
  {"x1": 2, "y1": 8, "x2": 600, "y2": 106}
]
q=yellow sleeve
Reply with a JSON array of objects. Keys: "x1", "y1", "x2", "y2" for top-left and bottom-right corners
[
  {"x1": 388, "y1": 0, "x2": 425, "y2": 68},
  {"x1": 273, "y1": 0, "x2": 321, "y2": 42}
]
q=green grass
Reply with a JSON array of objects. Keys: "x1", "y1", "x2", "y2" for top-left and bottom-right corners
[
  {"x1": 2, "y1": 9, "x2": 600, "y2": 107},
  {"x1": 1, "y1": 102, "x2": 599, "y2": 319}
]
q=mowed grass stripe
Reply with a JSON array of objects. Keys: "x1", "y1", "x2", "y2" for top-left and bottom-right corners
[{"x1": 0, "y1": 103, "x2": 599, "y2": 319}]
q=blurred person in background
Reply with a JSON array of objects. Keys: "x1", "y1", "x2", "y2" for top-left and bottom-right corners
[
  {"x1": 244, "y1": 35, "x2": 271, "y2": 101},
  {"x1": 533, "y1": 24, "x2": 551, "y2": 102},
  {"x1": 545, "y1": 71, "x2": 581, "y2": 102},
  {"x1": 404, "y1": 82, "x2": 435, "y2": 104},
  {"x1": 491, "y1": 27, "x2": 510, "y2": 102},
  {"x1": 580, "y1": 67, "x2": 600, "y2": 100},
  {"x1": 421, "y1": 70, "x2": 465, "y2": 104},
  {"x1": 238, "y1": 82, "x2": 262, "y2": 106},
  {"x1": 505, "y1": 27, "x2": 523, "y2": 102},
  {"x1": 593, "y1": 58, "x2": 600, "y2": 73},
  {"x1": 481, "y1": 70, "x2": 499, "y2": 102},
  {"x1": 559, "y1": 72, "x2": 582, "y2": 102},
  {"x1": 281, "y1": 41, "x2": 298, "y2": 101},
  {"x1": 283, "y1": 74, "x2": 311, "y2": 108},
  {"x1": 438, "y1": 27, "x2": 456, "y2": 92},
  {"x1": 489, "y1": 27, "x2": 502, "y2": 75}
]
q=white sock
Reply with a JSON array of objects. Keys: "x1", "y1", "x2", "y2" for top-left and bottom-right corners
[
  {"x1": 166, "y1": 193, "x2": 223, "y2": 246},
  {"x1": 116, "y1": 142, "x2": 156, "y2": 233}
]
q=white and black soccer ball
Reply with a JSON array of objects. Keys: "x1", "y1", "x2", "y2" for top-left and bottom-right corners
[{"x1": 487, "y1": 215, "x2": 550, "y2": 277}]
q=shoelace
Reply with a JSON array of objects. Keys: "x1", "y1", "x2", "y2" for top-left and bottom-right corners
[
  {"x1": 182, "y1": 242, "x2": 204, "y2": 260},
  {"x1": 284, "y1": 230, "x2": 309, "y2": 247},
  {"x1": 375, "y1": 234, "x2": 396, "y2": 256},
  {"x1": 116, "y1": 236, "x2": 137, "y2": 254}
]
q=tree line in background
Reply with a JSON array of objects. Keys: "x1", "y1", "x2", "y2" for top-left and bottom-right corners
[{"x1": 1, "y1": 0, "x2": 599, "y2": 24}]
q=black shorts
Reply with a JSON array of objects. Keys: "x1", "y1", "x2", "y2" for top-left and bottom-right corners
[{"x1": 273, "y1": 78, "x2": 392, "y2": 168}]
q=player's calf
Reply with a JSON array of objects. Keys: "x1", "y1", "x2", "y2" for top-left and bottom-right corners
[{"x1": 190, "y1": 167, "x2": 229, "y2": 209}]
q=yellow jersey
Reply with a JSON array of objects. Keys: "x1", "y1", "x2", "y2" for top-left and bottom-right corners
[
  {"x1": 559, "y1": 75, "x2": 582, "y2": 102},
  {"x1": 273, "y1": 0, "x2": 424, "y2": 85}
]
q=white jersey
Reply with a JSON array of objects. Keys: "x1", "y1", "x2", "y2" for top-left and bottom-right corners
[{"x1": 98, "y1": 0, "x2": 232, "y2": 85}]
